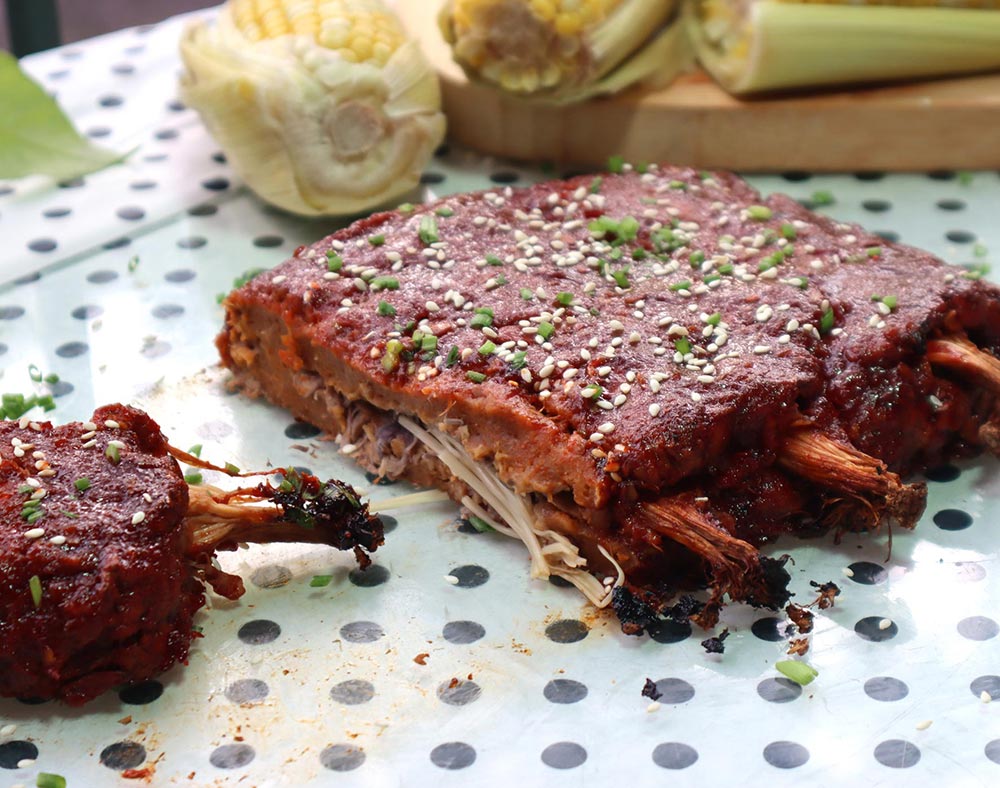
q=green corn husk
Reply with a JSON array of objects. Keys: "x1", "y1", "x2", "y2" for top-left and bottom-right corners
[{"x1": 690, "y1": 0, "x2": 1000, "y2": 94}]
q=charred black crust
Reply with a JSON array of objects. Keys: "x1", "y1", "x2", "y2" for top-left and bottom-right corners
[{"x1": 700, "y1": 628, "x2": 730, "y2": 654}]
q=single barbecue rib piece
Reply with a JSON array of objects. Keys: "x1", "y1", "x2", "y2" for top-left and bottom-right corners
[
  {"x1": 0, "y1": 404, "x2": 383, "y2": 705},
  {"x1": 217, "y1": 164, "x2": 1000, "y2": 629}
]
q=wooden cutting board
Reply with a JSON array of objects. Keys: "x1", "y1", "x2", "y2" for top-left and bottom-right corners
[{"x1": 400, "y1": 5, "x2": 1000, "y2": 172}]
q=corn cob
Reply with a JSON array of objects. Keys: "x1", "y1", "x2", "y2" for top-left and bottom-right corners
[
  {"x1": 179, "y1": 0, "x2": 445, "y2": 217},
  {"x1": 690, "y1": 0, "x2": 1000, "y2": 94},
  {"x1": 438, "y1": 0, "x2": 690, "y2": 103}
]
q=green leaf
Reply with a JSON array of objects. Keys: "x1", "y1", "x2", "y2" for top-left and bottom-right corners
[{"x1": 0, "y1": 52, "x2": 127, "y2": 181}]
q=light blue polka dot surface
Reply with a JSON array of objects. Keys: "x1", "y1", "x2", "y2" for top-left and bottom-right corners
[{"x1": 2, "y1": 11, "x2": 1000, "y2": 787}]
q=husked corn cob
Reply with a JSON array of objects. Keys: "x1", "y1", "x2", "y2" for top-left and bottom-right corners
[
  {"x1": 691, "y1": 0, "x2": 1000, "y2": 94},
  {"x1": 439, "y1": 0, "x2": 690, "y2": 103},
  {"x1": 179, "y1": 0, "x2": 445, "y2": 216}
]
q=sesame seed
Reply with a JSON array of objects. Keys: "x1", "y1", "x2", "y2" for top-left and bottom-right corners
[
  {"x1": 444, "y1": 574, "x2": 459, "y2": 585},
  {"x1": 755, "y1": 305, "x2": 773, "y2": 322},
  {"x1": 31, "y1": 451, "x2": 45, "y2": 460},
  {"x1": 646, "y1": 701, "x2": 661, "y2": 713},
  {"x1": 613, "y1": 394, "x2": 627, "y2": 406},
  {"x1": 753, "y1": 345, "x2": 771, "y2": 355},
  {"x1": 49, "y1": 535, "x2": 67, "y2": 546},
  {"x1": 80, "y1": 431, "x2": 96, "y2": 440},
  {"x1": 30, "y1": 489, "x2": 46, "y2": 500},
  {"x1": 142, "y1": 492, "x2": 153, "y2": 503},
  {"x1": 842, "y1": 567, "x2": 854, "y2": 578},
  {"x1": 691, "y1": 392, "x2": 702, "y2": 402},
  {"x1": 982, "y1": 690, "x2": 993, "y2": 703},
  {"x1": 538, "y1": 364, "x2": 555, "y2": 379},
  {"x1": 272, "y1": 275, "x2": 286, "y2": 284},
  {"x1": 38, "y1": 469, "x2": 56, "y2": 478},
  {"x1": 426, "y1": 301, "x2": 440, "y2": 312},
  {"x1": 23, "y1": 528, "x2": 45, "y2": 540},
  {"x1": 25, "y1": 478, "x2": 40, "y2": 488},
  {"x1": 104, "y1": 419, "x2": 120, "y2": 429},
  {"x1": 915, "y1": 720, "x2": 933, "y2": 731},
  {"x1": 697, "y1": 375, "x2": 715, "y2": 384},
  {"x1": 878, "y1": 618, "x2": 893, "y2": 630},
  {"x1": 598, "y1": 422, "x2": 615, "y2": 434},
  {"x1": 596, "y1": 401, "x2": 614, "y2": 410},
  {"x1": 132, "y1": 511, "x2": 146, "y2": 525},
  {"x1": 0, "y1": 724, "x2": 15, "y2": 736},
  {"x1": 16, "y1": 759, "x2": 35, "y2": 769},
  {"x1": 18, "y1": 416, "x2": 30, "y2": 429},
  {"x1": 648, "y1": 404, "x2": 661, "y2": 417},
  {"x1": 589, "y1": 433, "x2": 604, "y2": 443}
]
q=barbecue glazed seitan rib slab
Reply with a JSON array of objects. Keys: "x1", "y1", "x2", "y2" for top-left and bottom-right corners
[{"x1": 218, "y1": 165, "x2": 1000, "y2": 627}]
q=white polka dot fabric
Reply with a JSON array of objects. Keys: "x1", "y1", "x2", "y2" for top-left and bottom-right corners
[{"x1": 2, "y1": 12, "x2": 1000, "y2": 787}]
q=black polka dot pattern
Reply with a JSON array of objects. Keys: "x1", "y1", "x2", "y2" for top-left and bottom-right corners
[
  {"x1": 934, "y1": 509, "x2": 972, "y2": 531},
  {"x1": 958, "y1": 616, "x2": 999, "y2": 641},
  {"x1": 545, "y1": 619, "x2": 589, "y2": 643},
  {"x1": 320, "y1": 744, "x2": 365, "y2": 772},
  {"x1": 757, "y1": 678, "x2": 802, "y2": 704},
  {"x1": 0, "y1": 741, "x2": 38, "y2": 769},
  {"x1": 340, "y1": 621, "x2": 384, "y2": 643},
  {"x1": 152, "y1": 304, "x2": 185, "y2": 319},
  {"x1": 225, "y1": 679, "x2": 269, "y2": 704},
  {"x1": 202, "y1": 176, "x2": 230, "y2": 191},
  {"x1": 28, "y1": 238, "x2": 57, "y2": 253},
  {"x1": 751, "y1": 616, "x2": 794, "y2": 641},
  {"x1": 87, "y1": 269, "x2": 118, "y2": 284},
  {"x1": 448, "y1": 564, "x2": 490, "y2": 588},
  {"x1": 543, "y1": 678, "x2": 587, "y2": 704},
  {"x1": 164, "y1": 268, "x2": 196, "y2": 283},
  {"x1": 0, "y1": 306, "x2": 25, "y2": 320},
  {"x1": 763, "y1": 741, "x2": 810, "y2": 769},
  {"x1": 985, "y1": 740, "x2": 1000, "y2": 765},
  {"x1": 100, "y1": 741, "x2": 146, "y2": 770},
  {"x1": 971, "y1": 675, "x2": 1000, "y2": 700},
  {"x1": 252, "y1": 235, "x2": 284, "y2": 248},
  {"x1": 649, "y1": 678, "x2": 695, "y2": 704},
  {"x1": 443, "y1": 620, "x2": 485, "y2": 644},
  {"x1": 176, "y1": 236, "x2": 206, "y2": 249},
  {"x1": 72, "y1": 304, "x2": 104, "y2": 320},
  {"x1": 541, "y1": 742, "x2": 586, "y2": 769},
  {"x1": 864, "y1": 676, "x2": 909, "y2": 702},
  {"x1": 647, "y1": 619, "x2": 692, "y2": 643},
  {"x1": 210, "y1": 743, "x2": 255, "y2": 769},
  {"x1": 430, "y1": 742, "x2": 476, "y2": 770},
  {"x1": 349, "y1": 564, "x2": 390, "y2": 587},
  {"x1": 330, "y1": 679, "x2": 375, "y2": 705},
  {"x1": 855, "y1": 616, "x2": 899, "y2": 642},
  {"x1": 55, "y1": 341, "x2": 88, "y2": 358},
  {"x1": 437, "y1": 679, "x2": 481, "y2": 706},
  {"x1": 847, "y1": 561, "x2": 888, "y2": 585},
  {"x1": 873, "y1": 739, "x2": 920, "y2": 768},
  {"x1": 925, "y1": 464, "x2": 961, "y2": 482},
  {"x1": 116, "y1": 206, "x2": 145, "y2": 221},
  {"x1": 284, "y1": 421, "x2": 321, "y2": 439},
  {"x1": 238, "y1": 619, "x2": 281, "y2": 645},
  {"x1": 652, "y1": 742, "x2": 698, "y2": 770},
  {"x1": 118, "y1": 680, "x2": 164, "y2": 705}
]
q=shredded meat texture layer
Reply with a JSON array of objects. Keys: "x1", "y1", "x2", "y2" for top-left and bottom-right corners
[{"x1": 218, "y1": 164, "x2": 1000, "y2": 629}]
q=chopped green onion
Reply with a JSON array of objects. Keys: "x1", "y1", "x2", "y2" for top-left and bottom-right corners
[
  {"x1": 589, "y1": 176, "x2": 603, "y2": 194},
  {"x1": 478, "y1": 340, "x2": 496, "y2": 355},
  {"x1": 674, "y1": 338, "x2": 691, "y2": 355},
  {"x1": 467, "y1": 515, "x2": 495, "y2": 533},
  {"x1": 611, "y1": 269, "x2": 630, "y2": 289},
  {"x1": 706, "y1": 312, "x2": 722, "y2": 326},
  {"x1": 105, "y1": 444, "x2": 120, "y2": 464},
  {"x1": 371, "y1": 276, "x2": 399, "y2": 291},
  {"x1": 781, "y1": 223, "x2": 797, "y2": 240},
  {"x1": 607, "y1": 155, "x2": 625, "y2": 173},
  {"x1": 127, "y1": 255, "x2": 140, "y2": 273},
  {"x1": 325, "y1": 251, "x2": 343, "y2": 272},
  {"x1": 718, "y1": 263, "x2": 734, "y2": 275},
  {"x1": 73, "y1": 477, "x2": 91, "y2": 492},
  {"x1": 867, "y1": 247, "x2": 882, "y2": 258},
  {"x1": 368, "y1": 234, "x2": 385, "y2": 247},
  {"x1": 810, "y1": 190, "x2": 835, "y2": 208},
  {"x1": 820, "y1": 308, "x2": 835, "y2": 334},
  {"x1": 28, "y1": 364, "x2": 43, "y2": 382},
  {"x1": 17, "y1": 484, "x2": 34, "y2": 495},
  {"x1": 670, "y1": 280, "x2": 692, "y2": 292},
  {"x1": 631, "y1": 247, "x2": 647, "y2": 261},
  {"x1": 689, "y1": 250, "x2": 705, "y2": 268},
  {"x1": 382, "y1": 339, "x2": 404, "y2": 372},
  {"x1": 29, "y1": 575, "x2": 42, "y2": 608},
  {"x1": 510, "y1": 351, "x2": 527, "y2": 370},
  {"x1": 556, "y1": 291, "x2": 574, "y2": 306},
  {"x1": 446, "y1": 346, "x2": 460, "y2": 368},
  {"x1": 485, "y1": 254, "x2": 503, "y2": 266},
  {"x1": 669, "y1": 179, "x2": 686, "y2": 190},
  {"x1": 537, "y1": 321, "x2": 555, "y2": 340},
  {"x1": 435, "y1": 206, "x2": 454, "y2": 217},
  {"x1": 188, "y1": 444, "x2": 203, "y2": 457},
  {"x1": 747, "y1": 205, "x2": 773, "y2": 221},
  {"x1": 184, "y1": 472, "x2": 203, "y2": 485},
  {"x1": 494, "y1": 274, "x2": 507, "y2": 286},
  {"x1": 60, "y1": 510, "x2": 78, "y2": 519},
  {"x1": 413, "y1": 331, "x2": 438, "y2": 353},
  {"x1": 957, "y1": 171, "x2": 974, "y2": 186},
  {"x1": 44, "y1": 373, "x2": 59, "y2": 384},
  {"x1": 520, "y1": 288, "x2": 534, "y2": 301},
  {"x1": 470, "y1": 308, "x2": 494, "y2": 329},
  {"x1": 418, "y1": 215, "x2": 439, "y2": 245},
  {"x1": 973, "y1": 243, "x2": 989, "y2": 258},
  {"x1": 377, "y1": 300, "x2": 396, "y2": 317},
  {"x1": 775, "y1": 660, "x2": 818, "y2": 686},
  {"x1": 309, "y1": 575, "x2": 334, "y2": 587},
  {"x1": 882, "y1": 295, "x2": 898, "y2": 310},
  {"x1": 582, "y1": 383, "x2": 603, "y2": 399},
  {"x1": 397, "y1": 202, "x2": 415, "y2": 213},
  {"x1": 224, "y1": 462, "x2": 240, "y2": 475},
  {"x1": 466, "y1": 371, "x2": 486, "y2": 383}
]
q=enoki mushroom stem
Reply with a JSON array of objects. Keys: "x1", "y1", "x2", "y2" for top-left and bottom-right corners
[
  {"x1": 635, "y1": 494, "x2": 791, "y2": 627},
  {"x1": 779, "y1": 428, "x2": 925, "y2": 529},
  {"x1": 927, "y1": 336, "x2": 1000, "y2": 395}
]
